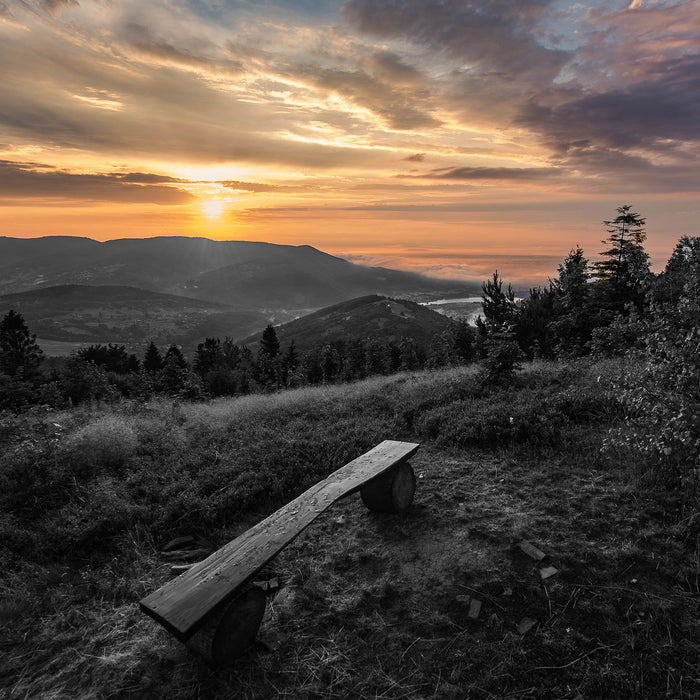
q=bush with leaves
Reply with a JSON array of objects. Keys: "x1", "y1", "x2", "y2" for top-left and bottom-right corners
[
  {"x1": 590, "y1": 306, "x2": 644, "y2": 358},
  {"x1": 478, "y1": 332, "x2": 524, "y2": 387},
  {"x1": 604, "y1": 270, "x2": 700, "y2": 496},
  {"x1": 59, "y1": 357, "x2": 120, "y2": 404}
]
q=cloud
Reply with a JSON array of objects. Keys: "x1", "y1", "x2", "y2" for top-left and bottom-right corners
[
  {"x1": 551, "y1": 145, "x2": 700, "y2": 193},
  {"x1": 116, "y1": 18, "x2": 245, "y2": 75},
  {"x1": 219, "y1": 180, "x2": 281, "y2": 192},
  {"x1": 0, "y1": 33, "x2": 388, "y2": 167},
  {"x1": 1, "y1": 4, "x2": 420, "y2": 168},
  {"x1": 369, "y1": 50, "x2": 424, "y2": 86},
  {"x1": 342, "y1": 0, "x2": 570, "y2": 82},
  {"x1": 339, "y1": 0, "x2": 576, "y2": 133},
  {"x1": 118, "y1": 172, "x2": 186, "y2": 184},
  {"x1": 1, "y1": 0, "x2": 77, "y2": 19},
  {"x1": 0, "y1": 160, "x2": 194, "y2": 203},
  {"x1": 517, "y1": 53, "x2": 700, "y2": 153},
  {"x1": 25, "y1": 0, "x2": 77, "y2": 14},
  {"x1": 400, "y1": 165, "x2": 561, "y2": 181},
  {"x1": 2, "y1": 0, "x2": 698, "y2": 209},
  {"x1": 280, "y1": 61, "x2": 441, "y2": 131}
]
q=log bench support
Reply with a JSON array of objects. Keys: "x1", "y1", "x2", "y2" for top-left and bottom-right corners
[
  {"x1": 140, "y1": 440, "x2": 420, "y2": 666},
  {"x1": 361, "y1": 461, "x2": 416, "y2": 513}
]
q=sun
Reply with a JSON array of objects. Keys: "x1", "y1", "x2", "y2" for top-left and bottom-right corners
[{"x1": 202, "y1": 199, "x2": 225, "y2": 220}]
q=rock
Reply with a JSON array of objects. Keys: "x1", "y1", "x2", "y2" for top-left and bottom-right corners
[
  {"x1": 518, "y1": 540, "x2": 546, "y2": 561},
  {"x1": 468, "y1": 598, "x2": 482, "y2": 619},
  {"x1": 539, "y1": 566, "x2": 559, "y2": 580},
  {"x1": 517, "y1": 617, "x2": 538, "y2": 635}
]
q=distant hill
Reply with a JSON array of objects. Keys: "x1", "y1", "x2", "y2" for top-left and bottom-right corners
[
  {"x1": 239, "y1": 295, "x2": 455, "y2": 352},
  {"x1": 0, "y1": 236, "x2": 480, "y2": 311},
  {"x1": 0, "y1": 285, "x2": 268, "y2": 353}
]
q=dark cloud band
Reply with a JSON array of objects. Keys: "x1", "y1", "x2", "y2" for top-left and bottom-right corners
[{"x1": 0, "y1": 161, "x2": 194, "y2": 204}]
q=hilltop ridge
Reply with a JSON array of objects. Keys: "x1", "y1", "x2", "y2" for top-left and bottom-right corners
[
  {"x1": 0, "y1": 236, "x2": 480, "y2": 310},
  {"x1": 238, "y1": 295, "x2": 455, "y2": 352}
]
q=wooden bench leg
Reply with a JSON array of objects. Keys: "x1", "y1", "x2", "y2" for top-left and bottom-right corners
[
  {"x1": 185, "y1": 586, "x2": 266, "y2": 666},
  {"x1": 360, "y1": 462, "x2": 416, "y2": 513}
]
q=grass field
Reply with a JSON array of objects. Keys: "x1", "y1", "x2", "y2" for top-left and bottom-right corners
[{"x1": 1, "y1": 361, "x2": 698, "y2": 698}]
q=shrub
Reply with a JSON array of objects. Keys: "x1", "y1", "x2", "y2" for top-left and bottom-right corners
[
  {"x1": 590, "y1": 308, "x2": 644, "y2": 358},
  {"x1": 60, "y1": 358, "x2": 120, "y2": 404},
  {"x1": 414, "y1": 378, "x2": 622, "y2": 453},
  {"x1": 479, "y1": 333, "x2": 525, "y2": 387},
  {"x1": 63, "y1": 415, "x2": 138, "y2": 475},
  {"x1": 603, "y1": 292, "x2": 700, "y2": 495},
  {"x1": 42, "y1": 476, "x2": 146, "y2": 556}
]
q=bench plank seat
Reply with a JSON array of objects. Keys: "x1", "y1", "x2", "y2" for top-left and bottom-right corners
[{"x1": 140, "y1": 439, "x2": 420, "y2": 641}]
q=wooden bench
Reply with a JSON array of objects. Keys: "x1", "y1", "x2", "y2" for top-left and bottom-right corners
[{"x1": 140, "y1": 439, "x2": 420, "y2": 665}]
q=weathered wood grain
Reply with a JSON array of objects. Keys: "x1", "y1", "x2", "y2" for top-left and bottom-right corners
[
  {"x1": 360, "y1": 461, "x2": 416, "y2": 513},
  {"x1": 140, "y1": 439, "x2": 420, "y2": 640}
]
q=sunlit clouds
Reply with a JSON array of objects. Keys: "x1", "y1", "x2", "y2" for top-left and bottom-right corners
[{"x1": 1, "y1": 0, "x2": 698, "y2": 283}]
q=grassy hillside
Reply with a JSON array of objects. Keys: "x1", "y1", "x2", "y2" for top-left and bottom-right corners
[
  {"x1": 239, "y1": 295, "x2": 455, "y2": 351},
  {"x1": 0, "y1": 361, "x2": 697, "y2": 698}
]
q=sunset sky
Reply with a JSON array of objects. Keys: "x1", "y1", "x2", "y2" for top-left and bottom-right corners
[{"x1": 1, "y1": 0, "x2": 698, "y2": 284}]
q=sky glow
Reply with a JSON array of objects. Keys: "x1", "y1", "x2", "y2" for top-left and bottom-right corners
[{"x1": 1, "y1": 0, "x2": 698, "y2": 284}]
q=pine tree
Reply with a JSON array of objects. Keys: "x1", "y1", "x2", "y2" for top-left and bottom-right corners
[
  {"x1": 556, "y1": 245, "x2": 591, "y2": 310},
  {"x1": 654, "y1": 235, "x2": 700, "y2": 305},
  {"x1": 479, "y1": 271, "x2": 517, "y2": 333},
  {"x1": 448, "y1": 320, "x2": 475, "y2": 363},
  {"x1": 595, "y1": 205, "x2": 651, "y2": 313},
  {"x1": 259, "y1": 324, "x2": 280, "y2": 358},
  {"x1": 193, "y1": 338, "x2": 223, "y2": 377},
  {"x1": 164, "y1": 344, "x2": 187, "y2": 369},
  {"x1": 549, "y1": 246, "x2": 595, "y2": 356},
  {"x1": 320, "y1": 344, "x2": 340, "y2": 383},
  {"x1": 222, "y1": 338, "x2": 241, "y2": 369},
  {"x1": 344, "y1": 338, "x2": 366, "y2": 380},
  {"x1": 143, "y1": 341, "x2": 163, "y2": 373},
  {"x1": 515, "y1": 285, "x2": 557, "y2": 359},
  {"x1": 477, "y1": 272, "x2": 523, "y2": 384},
  {"x1": 0, "y1": 310, "x2": 44, "y2": 378},
  {"x1": 284, "y1": 341, "x2": 299, "y2": 373},
  {"x1": 77, "y1": 343, "x2": 138, "y2": 373},
  {"x1": 160, "y1": 345, "x2": 188, "y2": 394}
]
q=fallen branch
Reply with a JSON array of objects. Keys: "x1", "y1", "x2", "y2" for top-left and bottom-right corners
[
  {"x1": 534, "y1": 645, "x2": 609, "y2": 670},
  {"x1": 571, "y1": 583, "x2": 674, "y2": 602}
]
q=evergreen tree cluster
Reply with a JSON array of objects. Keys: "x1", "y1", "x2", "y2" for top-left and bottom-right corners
[
  {"x1": 189, "y1": 321, "x2": 475, "y2": 397},
  {"x1": 476, "y1": 205, "x2": 673, "y2": 367}
]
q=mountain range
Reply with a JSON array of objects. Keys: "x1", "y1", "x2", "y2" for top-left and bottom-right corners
[
  {"x1": 0, "y1": 235, "x2": 481, "y2": 353},
  {"x1": 0, "y1": 236, "x2": 478, "y2": 308}
]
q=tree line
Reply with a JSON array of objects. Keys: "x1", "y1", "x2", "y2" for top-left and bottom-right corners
[
  {"x1": 1, "y1": 205, "x2": 698, "y2": 410},
  {"x1": 475, "y1": 206, "x2": 698, "y2": 380}
]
